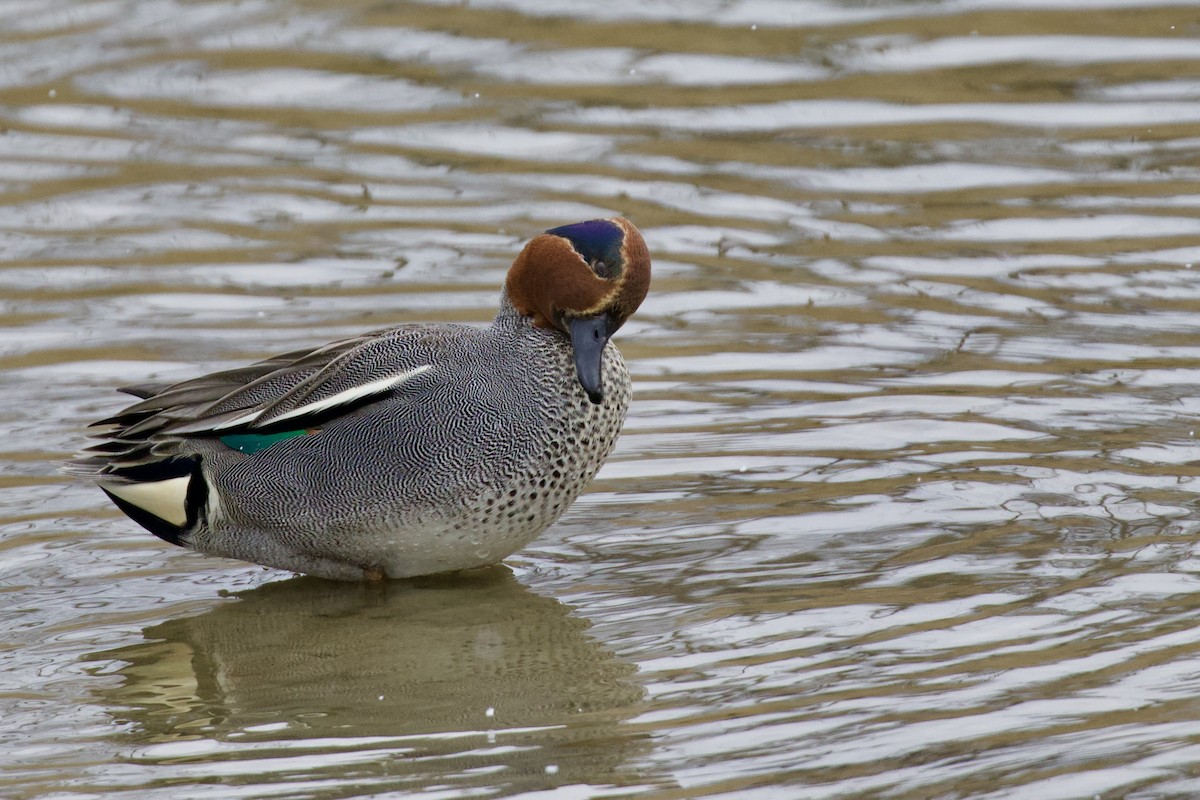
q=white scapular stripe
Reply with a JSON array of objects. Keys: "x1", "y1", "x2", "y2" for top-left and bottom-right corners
[
  {"x1": 267, "y1": 365, "x2": 431, "y2": 425},
  {"x1": 100, "y1": 476, "x2": 190, "y2": 527},
  {"x1": 211, "y1": 408, "x2": 265, "y2": 431}
]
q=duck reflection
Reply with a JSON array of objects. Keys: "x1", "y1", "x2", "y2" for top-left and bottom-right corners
[{"x1": 88, "y1": 568, "x2": 649, "y2": 794}]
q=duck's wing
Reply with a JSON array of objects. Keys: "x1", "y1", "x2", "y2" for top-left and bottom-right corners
[{"x1": 69, "y1": 325, "x2": 436, "y2": 476}]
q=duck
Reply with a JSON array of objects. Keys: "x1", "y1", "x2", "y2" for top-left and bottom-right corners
[{"x1": 70, "y1": 217, "x2": 651, "y2": 581}]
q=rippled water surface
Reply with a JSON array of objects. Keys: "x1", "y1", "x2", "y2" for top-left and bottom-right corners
[{"x1": 6, "y1": 1, "x2": 1200, "y2": 797}]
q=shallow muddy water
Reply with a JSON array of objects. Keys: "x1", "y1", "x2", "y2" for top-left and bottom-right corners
[{"x1": 5, "y1": 1, "x2": 1200, "y2": 798}]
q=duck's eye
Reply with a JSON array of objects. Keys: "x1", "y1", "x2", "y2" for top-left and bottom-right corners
[{"x1": 591, "y1": 259, "x2": 611, "y2": 279}]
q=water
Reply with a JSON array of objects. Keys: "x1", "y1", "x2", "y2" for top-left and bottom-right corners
[{"x1": 4, "y1": 0, "x2": 1200, "y2": 797}]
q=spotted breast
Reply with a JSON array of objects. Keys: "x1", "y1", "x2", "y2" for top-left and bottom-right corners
[{"x1": 70, "y1": 217, "x2": 652, "y2": 581}]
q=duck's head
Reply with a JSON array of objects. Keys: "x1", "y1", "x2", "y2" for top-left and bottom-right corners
[{"x1": 506, "y1": 217, "x2": 651, "y2": 405}]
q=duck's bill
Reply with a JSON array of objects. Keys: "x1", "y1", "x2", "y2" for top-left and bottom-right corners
[{"x1": 568, "y1": 314, "x2": 612, "y2": 404}]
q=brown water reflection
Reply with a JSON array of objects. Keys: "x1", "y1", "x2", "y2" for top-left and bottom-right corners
[
  {"x1": 6, "y1": 0, "x2": 1200, "y2": 798},
  {"x1": 87, "y1": 570, "x2": 649, "y2": 797}
]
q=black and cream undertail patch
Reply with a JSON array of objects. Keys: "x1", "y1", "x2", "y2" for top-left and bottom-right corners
[{"x1": 98, "y1": 457, "x2": 207, "y2": 547}]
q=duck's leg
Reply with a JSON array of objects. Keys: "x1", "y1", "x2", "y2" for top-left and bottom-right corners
[{"x1": 362, "y1": 565, "x2": 386, "y2": 582}]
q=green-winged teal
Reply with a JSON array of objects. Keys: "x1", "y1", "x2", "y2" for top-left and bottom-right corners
[{"x1": 71, "y1": 218, "x2": 652, "y2": 580}]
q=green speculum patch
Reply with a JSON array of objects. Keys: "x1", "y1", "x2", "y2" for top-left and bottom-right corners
[{"x1": 220, "y1": 429, "x2": 308, "y2": 455}]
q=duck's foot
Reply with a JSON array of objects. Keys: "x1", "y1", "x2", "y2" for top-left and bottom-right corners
[{"x1": 362, "y1": 565, "x2": 386, "y2": 582}]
